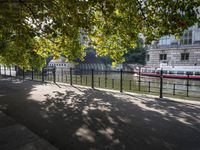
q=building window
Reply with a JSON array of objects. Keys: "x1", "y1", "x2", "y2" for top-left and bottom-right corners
[
  {"x1": 181, "y1": 53, "x2": 189, "y2": 61},
  {"x1": 146, "y1": 54, "x2": 150, "y2": 61},
  {"x1": 158, "y1": 36, "x2": 170, "y2": 45},
  {"x1": 159, "y1": 54, "x2": 167, "y2": 60},
  {"x1": 180, "y1": 31, "x2": 192, "y2": 45}
]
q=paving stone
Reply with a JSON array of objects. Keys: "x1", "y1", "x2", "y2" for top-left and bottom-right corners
[
  {"x1": 0, "y1": 124, "x2": 39, "y2": 150},
  {"x1": 0, "y1": 112, "x2": 16, "y2": 128},
  {"x1": 16, "y1": 139, "x2": 58, "y2": 150},
  {"x1": 0, "y1": 112, "x2": 58, "y2": 150}
]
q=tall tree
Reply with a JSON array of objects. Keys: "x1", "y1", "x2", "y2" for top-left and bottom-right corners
[
  {"x1": 124, "y1": 38, "x2": 146, "y2": 65},
  {"x1": 0, "y1": 0, "x2": 199, "y2": 68}
]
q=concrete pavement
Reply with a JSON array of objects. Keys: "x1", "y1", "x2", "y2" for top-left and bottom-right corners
[
  {"x1": 0, "y1": 111, "x2": 58, "y2": 150},
  {"x1": 0, "y1": 78, "x2": 200, "y2": 150}
]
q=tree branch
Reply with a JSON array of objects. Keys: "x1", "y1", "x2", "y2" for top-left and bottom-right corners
[
  {"x1": 19, "y1": 0, "x2": 37, "y2": 19},
  {"x1": 136, "y1": 0, "x2": 147, "y2": 21}
]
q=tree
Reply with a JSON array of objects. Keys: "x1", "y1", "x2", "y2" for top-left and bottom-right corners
[
  {"x1": 0, "y1": 0, "x2": 199, "y2": 68},
  {"x1": 124, "y1": 38, "x2": 146, "y2": 65}
]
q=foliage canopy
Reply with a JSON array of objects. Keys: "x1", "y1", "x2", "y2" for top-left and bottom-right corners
[
  {"x1": 124, "y1": 38, "x2": 146, "y2": 65},
  {"x1": 0, "y1": 0, "x2": 199, "y2": 68}
]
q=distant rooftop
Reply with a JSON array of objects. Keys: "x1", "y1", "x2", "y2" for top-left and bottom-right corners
[{"x1": 148, "y1": 24, "x2": 200, "y2": 50}]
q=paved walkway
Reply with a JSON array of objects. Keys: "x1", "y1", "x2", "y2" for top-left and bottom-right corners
[
  {"x1": 0, "y1": 111, "x2": 58, "y2": 150},
  {"x1": 0, "y1": 78, "x2": 200, "y2": 150}
]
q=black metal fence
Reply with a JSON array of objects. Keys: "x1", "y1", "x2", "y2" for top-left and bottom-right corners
[{"x1": 1, "y1": 65, "x2": 200, "y2": 100}]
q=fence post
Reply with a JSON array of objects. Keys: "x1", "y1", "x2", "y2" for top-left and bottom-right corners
[
  {"x1": 31, "y1": 68, "x2": 34, "y2": 80},
  {"x1": 148, "y1": 81, "x2": 151, "y2": 93},
  {"x1": 120, "y1": 69, "x2": 123, "y2": 92},
  {"x1": 75, "y1": 74, "x2": 77, "y2": 84},
  {"x1": 80, "y1": 74, "x2": 82, "y2": 85},
  {"x1": 70, "y1": 67, "x2": 72, "y2": 85},
  {"x1": 9, "y1": 66, "x2": 11, "y2": 76},
  {"x1": 0, "y1": 65, "x2": 1, "y2": 75},
  {"x1": 138, "y1": 67, "x2": 141, "y2": 91},
  {"x1": 42, "y1": 68, "x2": 44, "y2": 82},
  {"x1": 105, "y1": 70, "x2": 107, "y2": 87},
  {"x1": 98, "y1": 77, "x2": 100, "y2": 87},
  {"x1": 4, "y1": 65, "x2": 6, "y2": 75},
  {"x1": 46, "y1": 69, "x2": 48, "y2": 80},
  {"x1": 38, "y1": 70, "x2": 39, "y2": 79},
  {"x1": 53, "y1": 67, "x2": 56, "y2": 83},
  {"x1": 61, "y1": 68, "x2": 63, "y2": 82},
  {"x1": 159, "y1": 69, "x2": 163, "y2": 98},
  {"x1": 129, "y1": 80, "x2": 132, "y2": 90},
  {"x1": 173, "y1": 84, "x2": 176, "y2": 95},
  {"x1": 186, "y1": 74, "x2": 189, "y2": 97},
  {"x1": 91, "y1": 69, "x2": 94, "y2": 89},
  {"x1": 22, "y1": 67, "x2": 25, "y2": 80}
]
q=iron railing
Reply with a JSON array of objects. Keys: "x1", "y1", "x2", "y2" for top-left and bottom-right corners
[{"x1": 0, "y1": 65, "x2": 200, "y2": 100}]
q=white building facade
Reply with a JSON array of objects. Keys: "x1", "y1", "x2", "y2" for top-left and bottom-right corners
[
  {"x1": 146, "y1": 24, "x2": 200, "y2": 68},
  {"x1": 48, "y1": 56, "x2": 74, "y2": 69}
]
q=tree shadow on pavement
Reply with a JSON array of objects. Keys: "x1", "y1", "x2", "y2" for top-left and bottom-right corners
[{"x1": 0, "y1": 78, "x2": 200, "y2": 150}]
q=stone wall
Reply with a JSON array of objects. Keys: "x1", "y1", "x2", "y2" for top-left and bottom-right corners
[{"x1": 146, "y1": 47, "x2": 200, "y2": 67}]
